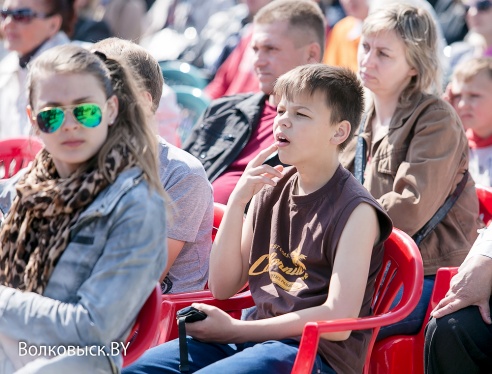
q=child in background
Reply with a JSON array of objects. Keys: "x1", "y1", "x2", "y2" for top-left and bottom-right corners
[{"x1": 447, "y1": 57, "x2": 492, "y2": 186}]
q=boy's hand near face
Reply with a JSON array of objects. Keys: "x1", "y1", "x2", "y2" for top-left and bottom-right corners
[
  {"x1": 209, "y1": 144, "x2": 283, "y2": 300},
  {"x1": 229, "y1": 144, "x2": 284, "y2": 208}
]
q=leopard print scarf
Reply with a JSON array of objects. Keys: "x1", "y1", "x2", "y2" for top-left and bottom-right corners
[{"x1": 0, "y1": 142, "x2": 135, "y2": 294}]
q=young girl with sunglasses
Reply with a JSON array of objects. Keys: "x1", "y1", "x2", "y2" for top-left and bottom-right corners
[
  {"x1": 0, "y1": 44, "x2": 167, "y2": 373},
  {"x1": 0, "y1": 0, "x2": 75, "y2": 140}
]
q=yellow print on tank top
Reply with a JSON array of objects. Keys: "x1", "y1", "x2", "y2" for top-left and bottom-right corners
[{"x1": 249, "y1": 244, "x2": 308, "y2": 291}]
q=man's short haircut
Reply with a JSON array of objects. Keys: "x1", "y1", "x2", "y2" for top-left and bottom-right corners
[
  {"x1": 93, "y1": 37, "x2": 164, "y2": 113},
  {"x1": 274, "y1": 64, "x2": 364, "y2": 151},
  {"x1": 453, "y1": 57, "x2": 492, "y2": 83},
  {"x1": 254, "y1": 0, "x2": 326, "y2": 56}
]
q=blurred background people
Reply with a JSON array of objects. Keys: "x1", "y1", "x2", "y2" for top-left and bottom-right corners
[
  {"x1": 101, "y1": 0, "x2": 146, "y2": 42},
  {"x1": 203, "y1": 0, "x2": 272, "y2": 100},
  {"x1": 445, "y1": 0, "x2": 492, "y2": 81},
  {"x1": 446, "y1": 57, "x2": 492, "y2": 186},
  {"x1": 72, "y1": 0, "x2": 112, "y2": 43},
  {"x1": 0, "y1": 0, "x2": 75, "y2": 140}
]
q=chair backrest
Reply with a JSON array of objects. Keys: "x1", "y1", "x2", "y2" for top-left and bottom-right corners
[
  {"x1": 292, "y1": 228, "x2": 424, "y2": 374},
  {"x1": 159, "y1": 60, "x2": 209, "y2": 89},
  {"x1": 212, "y1": 202, "x2": 226, "y2": 242},
  {"x1": 369, "y1": 265, "x2": 459, "y2": 374},
  {"x1": 428, "y1": 267, "x2": 458, "y2": 312},
  {"x1": 0, "y1": 137, "x2": 43, "y2": 179},
  {"x1": 172, "y1": 85, "x2": 211, "y2": 144},
  {"x1": 476, "y1": 184, "x2": 492, "y2": 226},
  {"x1": 123, "y1": 284, "x2": 162, "y2": 367}
]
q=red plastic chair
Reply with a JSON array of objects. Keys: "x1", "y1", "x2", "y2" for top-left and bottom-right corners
[
  {"x1": 156, "y1": 201, "x2": 251, "y2": 344},
  {"x1": 366, "y1": 186, "x2": 487, "y2": 373},
  {"x1": 212, "y1": 202, "x2": 226, "y2": 242},
  {"x1": 428, "y1": 267, "x2": 458, "y2": 311},
  {"x1": 292, "y1": 228, "x2": 424, "y2": 374},
  {"x1": 476, "y1": 184, "x2": 492, "y2": 226},
  {"x1": 157, "y1": 288, "x2": 255, "y2": 344},
  {"x1": 123, "y1": 284, "x2": 162, "y2": 367},
  {"x1": 0, "y1": 137, "x2": 43, "y2": 179},
  {"x1": 369, "y1": 267, "x2": 458, "y2": 374},
  {"x1": 154, "y1": 228, "x2": 424, "y2": 373}
]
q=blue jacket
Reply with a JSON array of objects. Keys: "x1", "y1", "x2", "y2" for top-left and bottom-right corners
[{"x1": 0, "y1": 167, "x2": 167, "y2": 372}]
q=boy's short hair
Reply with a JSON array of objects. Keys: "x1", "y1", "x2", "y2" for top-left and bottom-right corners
[
  {"x1": 93, "y1": 37, "x2": 164, "y2": 113},
  {"x1": 274, "y1": 64, "x2": 364, "y2": 151},
  {"x1": 452, "y1": 57, "x2": 492, "y2": 83},
  {"x1": 254, "y1": 0, "x2": 326, "y2": 56}
]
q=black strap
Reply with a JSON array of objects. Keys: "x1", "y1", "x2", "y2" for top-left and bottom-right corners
[
  {"x1": 178, "y1": 317, "x2": 189, "y2": 372},
  {"x1": 354, "y1": 114, "x2": 367, "y2": 184},
  {"x1": 412, "y1": 170, "x2": 469, "y2": 246}
]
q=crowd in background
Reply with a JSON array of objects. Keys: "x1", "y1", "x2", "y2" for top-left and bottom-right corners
[{"x1": 0, "y1": 0, "x2": 492, "y2": 373}]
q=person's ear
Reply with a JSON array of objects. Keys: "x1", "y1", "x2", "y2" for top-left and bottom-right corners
[
  {"x1": 330, "y1": 120, "x2": 351, "y2": 146},
  {"x1": 26, "y1": 106, "x2": 40, "y2": 135},
  {"x1": 48, "y1": 14, "x2": 63, "y2": 37},
  {"x1": 306, "y1": 42, "x2": 322, "y2": 63},
  {"x1": 106, "y1": 95, "x2": 119, "y2": 126},
  {"x1": 143, "y1": 91, "x2": 153, "y2": 110}
]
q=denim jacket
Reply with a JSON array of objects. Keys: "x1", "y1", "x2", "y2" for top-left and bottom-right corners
[{"x1": 0, "y1": 167, "x2": 167, "y2": 373}]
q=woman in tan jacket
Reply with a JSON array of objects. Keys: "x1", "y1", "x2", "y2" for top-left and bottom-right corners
[{"x1": 340, "y1": 3, "x2": 482, "y2": 339}]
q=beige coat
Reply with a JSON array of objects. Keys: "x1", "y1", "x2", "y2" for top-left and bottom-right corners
[{"x1": 340, "y1": 92, "x2": 481, "y2": 275}]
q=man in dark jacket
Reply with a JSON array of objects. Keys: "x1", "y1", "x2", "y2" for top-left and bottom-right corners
[{"x1": 182, "y1": 0, "x2": 325, "y2": 204}]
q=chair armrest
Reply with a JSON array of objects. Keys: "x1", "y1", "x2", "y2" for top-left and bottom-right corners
[
  {"x1": 158, "y1": 290, "x2": 255, "y2": 344},
  {"x1": 292, "y1": 311, "x2": 423, "y2": 374}
]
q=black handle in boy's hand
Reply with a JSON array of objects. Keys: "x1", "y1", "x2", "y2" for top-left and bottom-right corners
[
  {"x1": 177, "y1": 306, "x2": 207, "y2": 372},
  {"x1": 176, "y1": 306, "x2": 207, "y2": 323}
]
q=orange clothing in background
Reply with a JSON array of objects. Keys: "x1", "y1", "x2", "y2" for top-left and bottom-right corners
[{"x1": 323, "y1": 16, "x2": 362, "y2": 73}]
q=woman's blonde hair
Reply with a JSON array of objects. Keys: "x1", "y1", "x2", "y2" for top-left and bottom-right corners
[
  {"x1": 27, "y1": 44, "x2": 164, "y2": 196},
  {"x1": 362, "y1": 3, "x2": 442, "y2": 103}
]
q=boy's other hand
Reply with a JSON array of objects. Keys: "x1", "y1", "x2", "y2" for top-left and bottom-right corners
[{"x1": 229, "y1": 144, "x2": 284, "y2": 207}]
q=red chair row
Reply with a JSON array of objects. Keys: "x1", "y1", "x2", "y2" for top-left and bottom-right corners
[
  {"x1": 126, "y1": 226, "x2": 425, "y2": 372},
  {"x1": 0, "y1": 139, "x2": 484, "y2": 371},
  {"x1": 126, "y1": 185, "x2": 492, "y2": 371}
]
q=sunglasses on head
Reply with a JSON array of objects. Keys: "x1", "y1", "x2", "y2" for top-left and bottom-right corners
[
  {"x1": 34, "y1": 103, "x2": 104, "y2": 134},
  {"x1": 0, "y1": 8, "x2": 54, "y2": 23},
  {"x1": 464, "y1": 0, "x2": 492, "y2": 12}
]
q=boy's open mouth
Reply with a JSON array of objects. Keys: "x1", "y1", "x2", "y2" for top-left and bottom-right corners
[{"x1": 276, "y1": 134, "x2": 290, "y2": 144}]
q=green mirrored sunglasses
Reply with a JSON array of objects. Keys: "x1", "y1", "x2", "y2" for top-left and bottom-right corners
[{"x1": 35, "y1": 103, "x2": 103, "y2": 133}]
